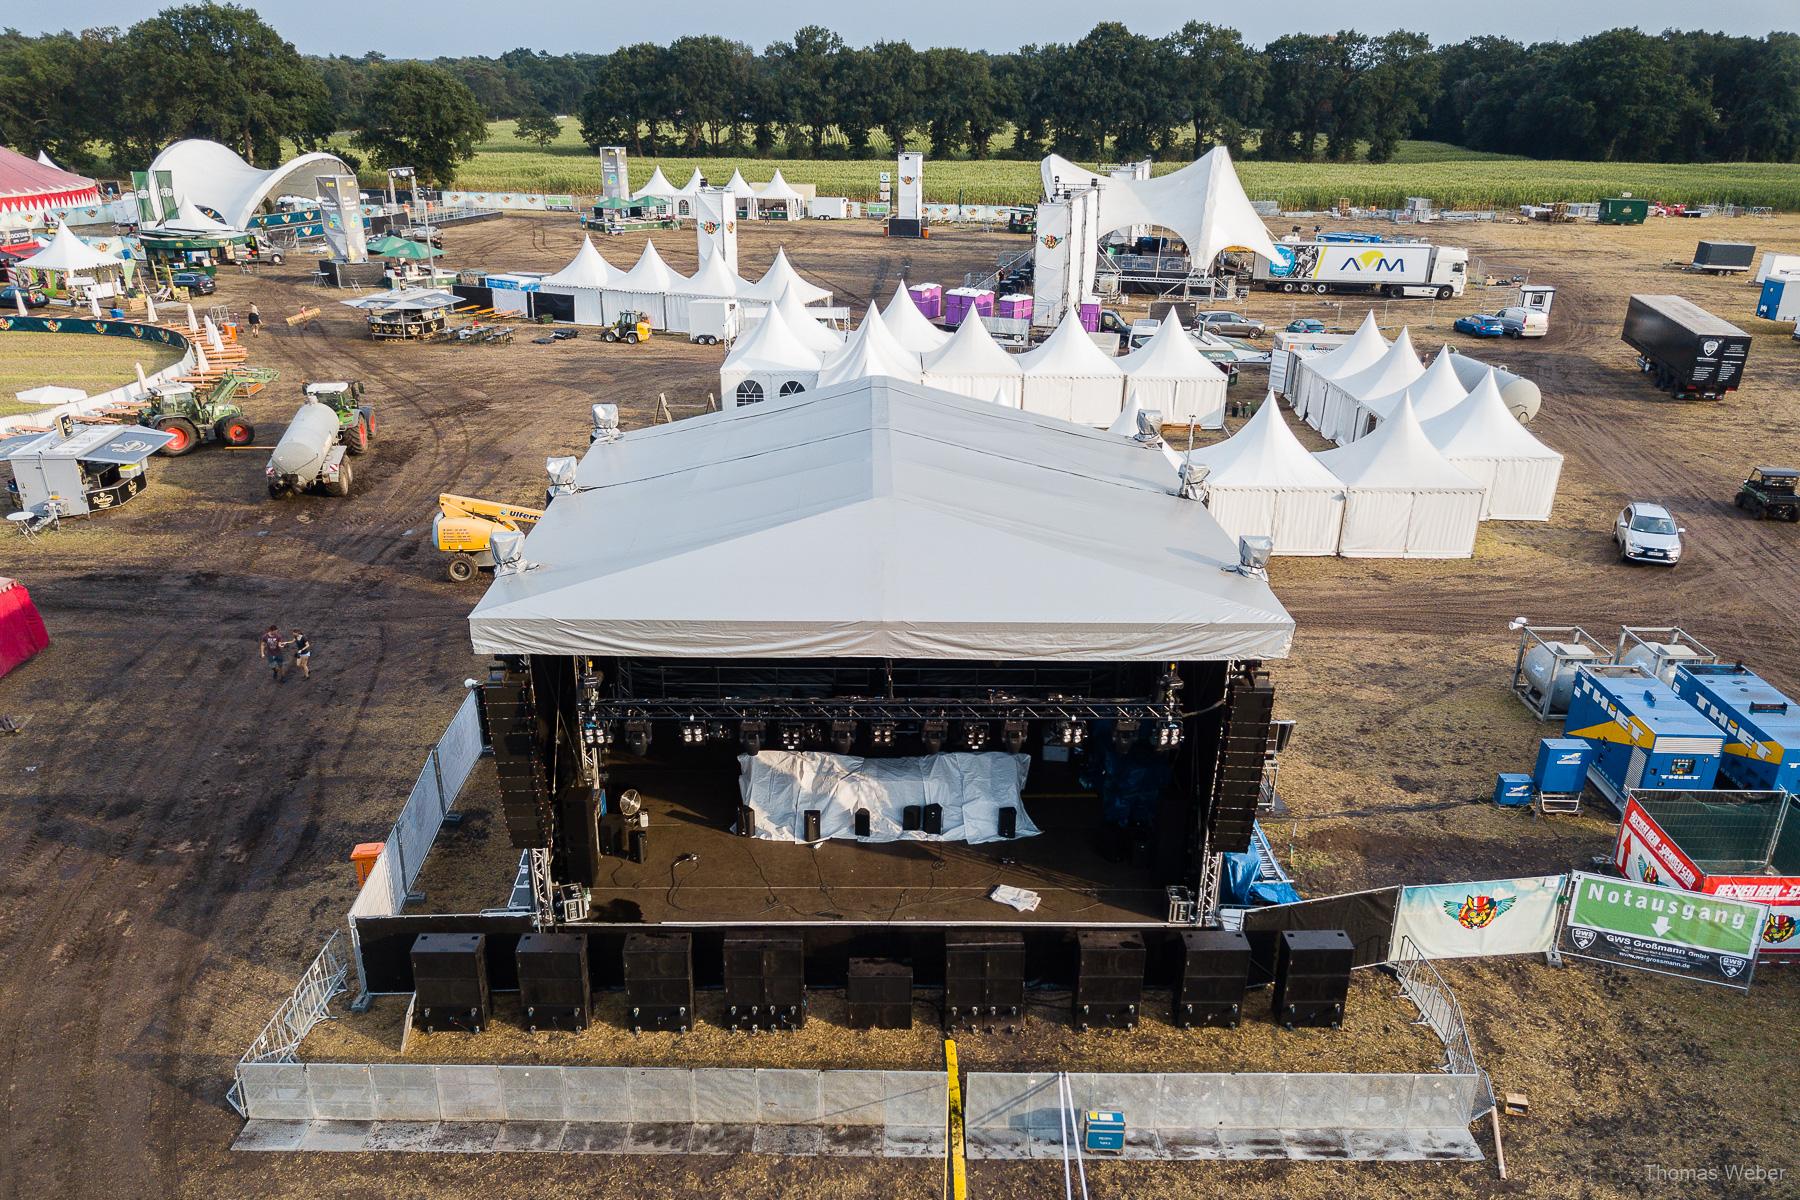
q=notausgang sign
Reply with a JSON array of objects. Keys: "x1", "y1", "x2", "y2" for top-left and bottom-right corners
[{"x1": 1562, "y1": 872, "x2": 1766, "y2": 990}]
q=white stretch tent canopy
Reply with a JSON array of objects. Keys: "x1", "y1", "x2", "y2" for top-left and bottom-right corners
[
  {"x1": 148, "y1": 139, "x2": 351, "y2": 230},
  {"x1": 665, "y1": 248, "x2": 747, "y2": 333},
  {"x1": 1422, "y1": 369, "x2": 1563, "y2": 520},
  {"x1": 719, "y1": 305, "x2": 821, "y2": 407},
  {"x1": 633, "y1": 166, "x2": 679, "y2": 202},
  {"x1": 1189, "y1": 392, "x2": 1347, "y2": 556},
  {"x1": 881, "y1": 281, "x2": 950, "y2": 354},
  {"x1": 1349, "y1": 347, "x2": 1466, "y2": 442},
  {"x1": 754, "y1": 169, "x2": 805, "y2": 219},
  {"x1": 1018, "y1": 309, "x2": 1124, "y2": 426},
  {"x1": 156, "y1": 198, "x2": 236, "y2": 234},
  {"x1": 1295, "y1": 312, "x2": 1387, "y2": 426},
  {"x1": 738, "y1": 751, "x2": 1037, "y2": 844},
  {"x1": 1319, "y1": 327, "x2": 1423, "y2": 445},
  {"x1": 817, "y1": 305, "x2": 923, "y2": 387},
  {"x1": 766, "y1": 283, "x2": 842, "y2": 354},
  {"x1": 1315, "y1": 395, "x2": 1484, "y2": 558},
  {"x1": 921, "y1": 311, "x2": 1024, "y2": 407},
  {"x1": 1117, "y1": 314, "x2": 1229, "y2": 429},
  {"x1": 602, "y1": 241, "x2": 675, "y2": 327},
  {"x1": 536, "y1": 236, "x2": 618, "y2": 325},
  {"x1": 468, "y1": 377, "x2": 1294, "y2": 661},
  {"x1": 20, "y1": 221, "x2": 122, "y2": 275},
  {"x1": 1039, "y1": 147, "x2": 1279, "y2": 268},
  {"x1": 740, "y1": 247, "x2": 831, "y2": 307}
]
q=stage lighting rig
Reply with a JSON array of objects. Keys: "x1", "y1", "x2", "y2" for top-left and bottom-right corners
[
  {"x1": 831, "y1": 721, "x2": 856, "y2": 754},
  {"x1": 921, "y1": 719, "x2": 948, "y2": 754},
  {"x1": 740, "y1": 720, "x2": 766, "y2": 754}
]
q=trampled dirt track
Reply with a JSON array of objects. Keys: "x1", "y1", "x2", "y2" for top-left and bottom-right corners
[{"x1": 1, "y1": 212, "x2": 1797, "y2": 1199}]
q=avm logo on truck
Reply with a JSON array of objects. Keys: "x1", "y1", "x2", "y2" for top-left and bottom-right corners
[{"x1": 1335, "y1": 250, "x2": 1411, "y2": 274}]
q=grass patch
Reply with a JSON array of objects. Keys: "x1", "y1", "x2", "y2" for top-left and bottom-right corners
[{"x1": 0, "y1": 331, "x2": 181, "y2": 418}]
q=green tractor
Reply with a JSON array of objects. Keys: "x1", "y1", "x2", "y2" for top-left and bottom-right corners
[
  {"x1": 301, "y1": 381, "x2": 376, "y2": 455},
  {"x1": 1734, "y1": 466, "x2": 1800, "y2": 521},
  {"x1": 138, "y1": 377, "x2": 257, "y2": 456}
]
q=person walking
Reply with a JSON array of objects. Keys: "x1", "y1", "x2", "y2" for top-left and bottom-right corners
[
  {"x1": 289, "y1": 629, "x2": 312, "y2": 680},
  {"x1": 259, "y1": 624, "x2": 286, "y2": 682},
  {"x1": 247, "y1": 301, "x2": 262, "y2": 338}
]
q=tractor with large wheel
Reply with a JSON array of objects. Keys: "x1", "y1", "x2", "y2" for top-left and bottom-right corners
[
  {"x1": 601, "y1": 311, "x2": 651, "y2": 344},
  {"x1": 301, "y1": 381, "x2": 376, "y2": 455},
  {"x1": 135, "y1": 378, "x2": 256, "y2": 456},
  {"x1": 1735, "y1": 466, "x2": 1800, "y2": 521}
]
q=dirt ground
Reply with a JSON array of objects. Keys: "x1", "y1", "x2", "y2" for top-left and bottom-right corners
[{"x1": 2, "y1": 212, "x2": 1798, "y2": 1198}]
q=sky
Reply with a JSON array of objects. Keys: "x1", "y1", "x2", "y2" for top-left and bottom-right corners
[{"x1": 16, "y1": 1, "x2": 1795, "y2": 56}]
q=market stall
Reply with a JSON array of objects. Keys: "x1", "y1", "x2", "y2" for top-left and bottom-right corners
[{"x1": 1, "y1": 418, "x2": 175, "y2": 516}]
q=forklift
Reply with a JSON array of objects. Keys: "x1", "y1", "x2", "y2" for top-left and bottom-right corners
[
  {"x1": 433, "y1": 493, "x2": 545, "y2": 581},
  {"x1": 601, "y1": 310, "x2": 652, "y2": 344}
]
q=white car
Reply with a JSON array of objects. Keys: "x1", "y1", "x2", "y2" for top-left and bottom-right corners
[
  {"x1": 1614, "y1": 502, "x2": 1684, "y2": 565},
  {"x1": 1497, "y1": 306, "x2": 1548, "y2": 338}
]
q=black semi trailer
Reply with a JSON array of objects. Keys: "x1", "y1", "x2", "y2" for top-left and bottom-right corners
[{"x1": 1622, "y1": 294, "x2": 1752, "y2": 399}]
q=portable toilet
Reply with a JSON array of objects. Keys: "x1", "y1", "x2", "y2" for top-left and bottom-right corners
[
  {"x1": 1598, "y1": 197, "x2": 1649, "y2": 226},
  {"x1": 1670, "y1": 663, "x2": 1800, "y2": 794},
  {"x1": 1757, "y1": 275, "x2": 1800, "y2": 323},
  {"x1": 1563, "y1": 665, "x2": 1723, "y2": 808}
]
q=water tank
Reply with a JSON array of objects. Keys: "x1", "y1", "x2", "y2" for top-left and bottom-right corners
[
  {"x1": 269, "y1": 399, "x2": 340, "y2": 477},
  {"x1": 1444, "y1": 350, "x2": 1542, "y2": 423},
  {"x1": 1523, "y1": 642, "x2": 1601, "y2": 715},
  {"x1": 1619, "y1": 640, "x2": 1710, "y2": 685}
]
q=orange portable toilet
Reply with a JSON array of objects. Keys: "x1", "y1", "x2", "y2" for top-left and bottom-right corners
[{"x1": 351, "y1": 842, "x2": 385, "y2": 886}]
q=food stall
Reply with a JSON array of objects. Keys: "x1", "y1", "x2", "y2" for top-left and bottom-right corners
[{"x1": 1, "y1": 417, "x2": 175, "y2": 516}]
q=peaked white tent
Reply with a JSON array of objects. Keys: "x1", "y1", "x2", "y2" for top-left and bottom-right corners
[
  {"x1": 1315, "y1": 395, "x2": 1484, "y2": 558},
  {"x1": 1039, "y1": 147, "x2": 1279, "y2": 269},
  {"x1": 633, "y1": 166, "x2": 679, "y2": 203},
  {"x1": 603, "y1": 240, "x2": 675, "y2": 327},
  {"x1": 818, "y1": 305, "x2": 923, "y2": 387},
  {"x1": 769, "y1": 283, "x2": 843, "y2": 354},
  {"x1": 676, "y1": 169, "x2": 705, "y2": 197},
  {"x1": 921, "y1": 311, "x2": 1024, "y2": 407},
  {"x1": 719, "y1": 305, "x2": 822, "y2": 408},
  {"x1": 725, "y1": 169, "x2": 760, "y2": 219},
  {"x1": 18, "y1": 220, "x2": 126, "y2": 294},
  {"x1": 1109, "y1": 391, "x2": 1188, "y2": 475},
  {"x1": 468, "y1": 377, "x2": 1294, "y2": 662},
  {"x1": 1319, "y1": 327, "x2": 1423, "y2": 445},
  {"x1": 1348, "y1": 347, "x2": 1466, "y2": 442},
  {"x1": 1422, "y1": 369, "x2": 1563, "y2": 521},
  {"x1": 157, "y1": 198, "x2": 236, "y2": 233},
  {"x1": 536, "y1": 236, "x2": 618, "y2": 325},
  {"x1": 1187, "y1": 393, "x2": 1346, "y2": 555},
  {"x1": 666, "y1": 248, "x2": 747, "y2": 334},
  {"x1": 881, "y1": 281, "x2": 950, "y2": 355},
  {"x1": 740, "y1": 247, "x2": 831, "y2": 307},
  {"x1": 1294, "y1": 312, "x2": 1387, "y2": 427},
  {"x1": 754, "y1": 169, "x2": 805, "y2": 220},
  {"x1": 36, "y1": 150, "x2": 59, "y2": 169},
  {"x1": 1018, "y1": 309, "x2": 1124, "y2": 427},
  {"x1": 1117, "y1": 314, "x2": 1229, "y2": 429}
]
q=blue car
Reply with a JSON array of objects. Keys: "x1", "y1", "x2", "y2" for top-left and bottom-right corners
[
  {"x1": 1454, "y1": 313, "x2": 1506, "y2": 337},
  {"x1": 1285, "y1": 317, "x2": 1326, "y2": 333}
]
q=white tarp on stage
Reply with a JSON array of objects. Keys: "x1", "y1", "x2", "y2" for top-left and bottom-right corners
[{"x1": 737, "y1": 751, "x2": 1039, "y2": 844}]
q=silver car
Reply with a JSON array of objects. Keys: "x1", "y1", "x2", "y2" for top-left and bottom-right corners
[
  {"x1": 1614, "y1": 502, "x2": 1684, "y2": 565},
  {"x1": 1195, "y1": 310, "x2": 1266, "y2": 338}
]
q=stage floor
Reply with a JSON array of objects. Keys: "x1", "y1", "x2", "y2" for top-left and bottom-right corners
[{"x1": 413, "y1": 756, "x2": 1177, "y2": 924}]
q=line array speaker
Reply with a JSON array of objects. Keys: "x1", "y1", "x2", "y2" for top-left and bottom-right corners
[
  {"x1": 1273, "y1": 929, "x2": 1352, "y2": 1029},
  {"x1": 1210, "y1": 667, "x2": 1275, "y2": 853},
  {"x1": 517, "y1": 931, "x2": 591, "y2": 1032},
  {"x1": 846, "y1": 958, "x2": 913, "y2": 1030},
  {"x1": 623, "y1": 930, "x2": 693, "y2": 1033},
  {"x1": 1174, "y1": 929, "x2": 1250, "y2": 1028},
  {"x1": 944, "y1": 930, "x2": 1024, "y2": 1032},
  {"x1": 411, "y1": 932, "x2": 489, "y2": 1033},
  {"x1": 1074, "y1": 931, "x2": 1145, "y2": 1030},
  {"x1": 485, "y1": 664, "x2": 552, "y2": 850},
  {"x1": 723, "y1": 931, "x2": 806, "y2": 1031}
]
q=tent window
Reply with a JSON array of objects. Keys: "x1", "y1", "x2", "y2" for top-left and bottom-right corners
[
  {"x1": 677, "y1": 200, "x2": 690, "y2": 216},
  {"x1": 736, "y1": 380, "x2": 765, "y2": 406},
  {"x1": 778, "y1": 381, "x2": 807, "y2": 397}
]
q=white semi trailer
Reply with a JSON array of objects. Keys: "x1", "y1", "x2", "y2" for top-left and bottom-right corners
[{"x1": 1254, "y1": 240, "x2": 1468, "y2": 299}]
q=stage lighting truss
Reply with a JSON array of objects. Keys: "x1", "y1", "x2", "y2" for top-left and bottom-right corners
[
  {"x1": 921, "y1": 719, "x2": 948, "y2": 754},
  {"x1": 961, "y1": 721, "x2": 989, "y2": 752},
  {"x1": 870, "y1": 721, "x2": 897, "y2": 749},
  {"x1": 624, "y1": 719, "x2": 651, "y2": 757},
  {"x1": 1112, "y1": 718, "x2": 1142, "y2": 753}
]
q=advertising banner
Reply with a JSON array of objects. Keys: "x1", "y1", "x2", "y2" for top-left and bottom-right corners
[
  {"x1": 1390, "y1": 876, "x2": 1565, "y2": 960},
  {"x1": 1562, "y1": 871, "x2": 1765, "y2": 990}
]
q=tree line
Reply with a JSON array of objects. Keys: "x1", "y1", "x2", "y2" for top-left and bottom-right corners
[{"x1": 3, "y1": 6, "x2": 1798, "y2": 188}]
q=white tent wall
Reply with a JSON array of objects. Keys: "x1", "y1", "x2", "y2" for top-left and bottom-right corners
[
  {"x1": 1187, "y1": 393, "x2": 1346, "y2": 556},
  {"x1": 1203, "y1": 486, "x2": 1345, "y2": 557},
  {"x1": 1117, "y1": 317, "x2": 1229, "y2": 429},
  {"x1": 1019, "y1": 310, "x2": 1125, "y2": 427},
  {"x1": 1421, "y1": 370, "x2": 1563, "y2": 521},
  {"x1": 1318, "y1": 329, "x2": 1422, "y2": 445},
  {"x1": 920, "y1": 314, "x2": 1024, "y2": 408},
  {"x1": 1293, "y1": 312, "x2": 1388, "y2": 428},
  {"x1": 538, "y1": 284, "x2": 605, "y2": 325},
  {"x1": 1442, "y1": 455, "x2": 1563, "y2": 522},
  {"x1": 602, "y1": 287, "x2": 668, "y2": 329},
  {"x1": 1334, "y1": 486, "x2": 1483, "y2": 558}
]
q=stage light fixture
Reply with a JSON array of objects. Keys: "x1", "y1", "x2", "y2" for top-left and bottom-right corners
[
  {"x1": 831, "y1": 721, "x2": 856, "y2": 754},
  {"x1": 624, "y1": 719, "x2": 651, "y2": 757},
  {"x1": 871, "y1": 722, "x2": 896, "y2": 748},
  {"x1": 780, "y1": 723, "x2": 805, "y2": 752},
  {"x1": 681, "y1": 719, "x2": 705, "y2": 745},
  {"x1": 740, "y1": 720, "x2": 765, "y2": 754},
  {"x1": 1001, "y1": 720, "x2": 1028, "y2": 754},
  {"x1": 1054, "y1": 720, "x2": 1086, "y2": 747},
  {"x1": 583, "y1": 720, "x2": 614, "y2": 748},
  {"x1": 1112, "y1": 718, "x2": 1142, "y2": 753},
  {"x1": 962, "y1": 721, "x2": 989, "y2": 752},
  {"x1": 922, "y1": 719, "x2": 947, "y2": 754},
  {"x1": 1157, "y1": 719, "x2": 1183, "y2": 749}
]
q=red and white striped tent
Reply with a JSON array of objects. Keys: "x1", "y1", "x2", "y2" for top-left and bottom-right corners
[{"x1": 0, "y1": 145, "x2": 101, "y2": 216}]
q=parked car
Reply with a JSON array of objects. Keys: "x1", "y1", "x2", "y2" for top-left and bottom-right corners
[
  {"x1": 1, "y1": 285, "x2": 48, "y2": 309},
  {"x1": 400, "y1": 224, "x2": 445, "y2": 248},
  {"x1": 171, "y1": 271, "x2": 216, "y2": 295},
  {"x1": 1285, "y1": 317, "x2": 1326, "y2": 333},
  {"x1": 1493, "y1": 305, "x2": 1547, "y2": 338},
  {"x1": 1195, "y1": 310, "x2": 1266, "y2": 337},
  {"x1": 1454, "y1": 313, "x2": 1507, "y2": 337},
  {"x1": 1614, "y1": 502, "x2": 1684, "y2": 565}
]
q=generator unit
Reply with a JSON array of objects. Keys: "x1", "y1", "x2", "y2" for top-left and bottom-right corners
[
  {"x1": 1670, "y1": 663, "x2": 1800, "y2": 794},
  {"x1": 1512, "y1": 624, "x2": 1613, "y2": 719},
  {"x1": 1563, "y1": 665, "x2": 1724, "y2": 809}
]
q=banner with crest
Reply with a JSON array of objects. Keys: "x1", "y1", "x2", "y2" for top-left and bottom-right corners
[{"x1": 1390, "y1": 875, "x2": 1566, "y2": 960}]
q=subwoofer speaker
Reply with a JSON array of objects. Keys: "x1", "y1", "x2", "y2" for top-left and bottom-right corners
[
  {"x1": 1272, "y1": 929, "x2": 1352, "y2": 1028},
  {"x1": 411, "y1": 932, "x2": 489, "y2": 1033},
  {"x1": 517, "y1": 931, "x2": 591, "y2": 1032},
  {"x1": 623, "y1": 930, "x2": 692, "y2": 1033},
  {"x1": 1174, "y1": 929, "x2": 1250, "y2": 1028}
]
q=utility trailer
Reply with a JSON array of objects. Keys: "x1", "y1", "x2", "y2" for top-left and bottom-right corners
[
  {"x1": 1621, "y1": 295, "x2": 1751, "y2": 399},
  {"x1": 1690, "y1": 240, "x2": 1756, "y2": 274}
]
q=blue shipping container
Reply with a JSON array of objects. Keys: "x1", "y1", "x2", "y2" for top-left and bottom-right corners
[
  {"x1": 1534, "y1": 738, "x2": 1593, "y2": 794},
  {"x1": 1670, "y1": 663, "x2": 1800, "y2": 793},
  {"x1": 1563, "y1": 667, "x2": 1723, "y2": 804},
  {"x1": 1494, "y1": 773, "x2": 1534, "y2": 807}
]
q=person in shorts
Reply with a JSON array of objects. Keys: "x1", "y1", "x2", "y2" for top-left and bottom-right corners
[
  {"x1": 260, "y1": 624, "x2": 285, "y2": 681},
  {"x1": 289, "y1": 629, "x2": 312, "y2": 679},
  {"x1": 247, "y1": 302, "x2": 262, "y2": 337}
]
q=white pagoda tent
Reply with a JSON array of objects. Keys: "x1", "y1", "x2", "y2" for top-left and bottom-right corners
[
  {"x1": 632, "y1": 166, "x2": 680, "y2": 204},
  {"x1": 1293, "y1": 311, "x2": 1387, "y2": 427},
  {"x1": 1318, "y1": 327, "x2": 1423, "y2": 445},
  {"x1": 719, "y1": 306, "x2": 822, "y2": 409},
  {"x1": 754, "y1": 169, "x2": 806, "y2": 221},
  {"x1": 725, "y1": 169, "x2": 760, "y2": 219},
  {"x1": 1018, "y1": 309, "x2": 1125, "y2": 427},
  {"x1": 17, "y1": 220, "x2": 127, "y2": 295},
  {"x1": 536, "y1": 236, "x2": 618, "y2": 325},
  {"x1": 921, "y1": 312, "x2": 1024, "y2": 407},
  {"x1": 818, "y1": 305, "x2": 922, "y2": 387},
  {"x1": 666, "y1": 249, "x2": 747, "y2": 334},
  {"x1": 1421, "y1": 369, "x2": 1563, "y2": 521},
  {"x1": 603, "y1": 241, "x2": 675, "y2": 328},
  {"x1": 881, "y1": 281, "x2": 950, "y2": 355},
  {"x1": 1186, "y1": 392, "x2": 1346, "y2": 556},
  {"x1": 1117, "y1": 314, "x2": 1229, "y2": 429},
  {"x1": 740, "y1": 247, "x2": 831, "y2": 307},
  {"x1": 1347, "y1": 347, "x2": 1466, "y2": 443},
  {"x1": 767, "y1": 283, "x2": 842, "y2": 355},
  {"x1": 1315, "y1": 395, "x2": 1484, "y2": 558}
]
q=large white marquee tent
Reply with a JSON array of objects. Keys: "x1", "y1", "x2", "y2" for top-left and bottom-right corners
[
  {"x1": 1018, "y1": 309, "x2": 1124, "y2": 427},
  {"x1": 1315, "y1": 395, "x2": 1485, "y2": 558},
  {"x1": 1117, "y1": 315, "x2": 1229, "y2": 429},
  {"x1": 665, "y1": 249, "x2": 747, "y2": 334},
  {"x1": 766, "y1": 284, "x2": 843, "y2": 355},
  {"x1": 1421, "y1": 369, "x2": 1563, "y2": 520},
  {"x1": 921, "y1": 313, "x2": 1024, "y2": 407},
  {"x1": 1188, "y1": 393, "x2": 1347, "y2": 556},
  {"x1": 148, "y1": 139, "x2": 353, "y2": 230}
]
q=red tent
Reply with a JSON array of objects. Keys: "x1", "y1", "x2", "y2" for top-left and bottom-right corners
[
  {"x1": 0, "y1": 577, "x2": 49, "y2": 678},
  {"x1": 0, "y1": 145, "x2": 101, "y2": 216}
]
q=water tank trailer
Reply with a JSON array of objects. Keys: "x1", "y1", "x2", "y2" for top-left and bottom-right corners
[
  {"x1": 1563, "y1": 664, "x2": 1723, "y2": 809},
  {"x1": 1670, "y1": 662, "x2": 1800, "y2": 794},
  {"x1": 266, "y1": 398, "x2": 353, "y2": 499}
]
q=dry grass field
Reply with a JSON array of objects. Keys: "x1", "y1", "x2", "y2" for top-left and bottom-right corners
[
  {"x1": 0, "y1": 210, "x2": 1797, "y2": 1198},
  {"x1": 0, "y1": 331, "x2": 183, "y2": 417}
]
